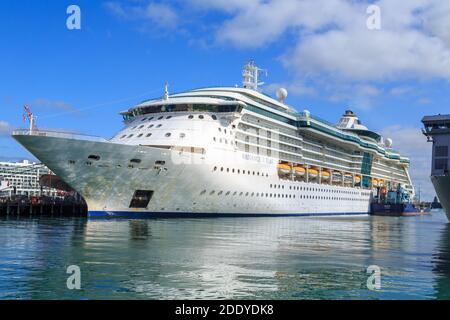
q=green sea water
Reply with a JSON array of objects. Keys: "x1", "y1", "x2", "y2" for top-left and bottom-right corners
[{"x1": 0, "y1": 211, "x2": 449, "y2": 300}]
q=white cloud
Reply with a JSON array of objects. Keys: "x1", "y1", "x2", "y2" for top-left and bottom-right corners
[
  {"x1": 31, "y1": 98, "x2": 78, "y2": 112},
  {"x1": 381, "y1": 125, "x2": 434, "y2": 201},
  {"x1": 390, "y1": 86, "x2": 412, "y2": 96},
  {"x1": 182, "y1": 0, "x2": 450, "y2": 83},
  {"x1": 105, "y1": 1, "x2": 450, "y2": 107},
  {"x1": 105, "y1": 1, "x2": 178, "y2": 29},
  {"x1": 0, "y1": 121, "x2": 13, "y2": 137}
]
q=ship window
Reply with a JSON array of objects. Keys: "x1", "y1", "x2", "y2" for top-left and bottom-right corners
[
  {"x1": 435, "y1": 159, "x2": 448, "y2": 170},
  {"x1": 180, "y1": 133, "x2": 186, "y2": 138},
  {"x1": 157, "y1": 124, "x2": 162, "y2": 128},
  {"x1": 199, "y1": 115, "x2": 204, "y2": 119},
  {"x1": 139, "y1": 125, "x2": 144, "y2": 129},
  {"x1": 165, "y1": 133, "x2": 172, "y2": 137},
  {"x1": 188, "y1": 115, "x2": 194, "y2": 119},
  {"x1": 129, "y1": 190, "x2": 154, "y2": 209},
  {"x1": 166, "y1": 116, "x2": 172, "y2": 119},
  {"x1": 149, "y1": 117, "x2": 154, "y2": 121},
  {"x1": 120, "y1": 135, "x2": 126, "y2": 139},
  {"x1": 212, "y1": 115, "x2": 217, "y2": 120},
  {"x1": 138, "y1": 134, "x2": 143, "y2": 138},
  {"x1": 146, "y1": 133, "x2": 152, "y2": 137},
  {"x1": 155, "y1": 161, "x2": 166, "y2": 165},
  {"x1": 158, "y1": 116, "x2": 164, "y2": 120},
  {"x1": 141, "y1": 118, "x2": 147, "y2": 122},
  {"x1": 436, "y1": 146, "x2": 448, "y2": 157},
  {"x1": 128, "y1": 134, "x2": 134, "y2": 138},
  {"x1": 130, "y1": 159, "x2": 142, "y2": 164},
  {"x1": 148, "y1": 124, "x2": 154, "y2": 128},
  {"x1": 88, "y1": 155, "x2": 101, "y2": 161}
]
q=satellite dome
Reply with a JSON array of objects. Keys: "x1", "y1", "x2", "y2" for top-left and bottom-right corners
[
  {"x1": 385, "y1": 138, "x2": 393, "y2": 148},
  {"x1": 276, "y1": 88, "x2": 288, "y2": 102}
]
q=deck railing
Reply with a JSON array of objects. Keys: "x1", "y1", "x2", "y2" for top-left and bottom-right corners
[{"x1": 12, "y1": 129, "x2": 107, "y2": 142}]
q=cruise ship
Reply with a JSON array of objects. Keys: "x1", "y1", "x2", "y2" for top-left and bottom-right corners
[
  {"x1": 422, "y1": 115, "x2": 450, "y2": 220},
  {"x1": 12, "y1": 62, "x2": 414, "y2": 218}
]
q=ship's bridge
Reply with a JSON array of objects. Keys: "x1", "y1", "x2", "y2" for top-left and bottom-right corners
[
  {"x1": 422, "y1": 114, "x2": 450, "y2": 175},
  {"x1": 336, "y1": 110, "x2": 381, "y2": 142},
  {"x1": 121, "y1": 96, "x2": 246, "y2": 122}
]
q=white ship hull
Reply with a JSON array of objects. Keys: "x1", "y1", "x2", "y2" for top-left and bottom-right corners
[
  {"x1": 431, "y1": 175, "x2": 450, "y2": 220},
  {"x1": 13, "y1": 133, "x2": 372, "y2": 218}
]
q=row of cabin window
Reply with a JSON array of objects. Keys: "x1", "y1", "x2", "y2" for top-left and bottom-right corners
[
  {"x1": 271, "y1": 183, "x2": 365, "y2": 196},
  {"x1": 213, "y1": 166, "x2": 269, "y2": 177},
  {"x1": 213, "y1": 137, "x2": 237, "y2": 145},
  {"x1": 138, "y1": 114, "x2": 217, "y2": 124},
  {"x1": 200, "y1": 190, "x2": 366, "y2": 201},
  {"x1": 120, "y1": 132, "x2": 184, "y2": 139}
]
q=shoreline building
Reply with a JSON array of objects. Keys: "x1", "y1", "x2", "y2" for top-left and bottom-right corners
[{"x1": 0, "y1": 160, "x2": 58, "y2": 198}]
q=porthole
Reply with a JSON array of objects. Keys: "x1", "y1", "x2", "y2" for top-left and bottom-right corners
[
  {"x1": 165, "y1": 133, "x2": 172, "y2": 137},
  {"x1": 88, "y1": 154, "x2": 100, "y2": 161},
  {"x1": 157, "y1": 124, "x2": 162, "y2": 128},
  {"x1": 199, "y1": 115, "x2": 204, "y2": 119},
  {"x1": 141, "y1": 118, "x2": 147, "y2": 122},
  {"x1": 138, "y1": 125, "x2": 144, "y2": 129},
  {"x1": 188, "y1": 115, "x2": 194, "y2": 119},
  {"x1": 138, "y1": 134, "x2": 143, "y2": 138},
  {"x1": 146, "y1": 133, "x2": 152, "y2": 137},
  {"x1": 158, "y1": 116, "x2": 164, "y2": 120},
  {"x1": 166, "y1": 116, "x2": 172, "y2": 119},
  {"x1": 148, "y1": 124, "x2": 154, "y2": 128},
  {"x1": 128, "y1": 134, "x2": 134, "y2": 138},
  {"x1": 212, "y1": 115, "x2": 217, "y2": 120}
]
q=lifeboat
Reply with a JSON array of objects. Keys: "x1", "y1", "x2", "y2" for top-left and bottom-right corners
[
  {"x1": 293, "y1": 166, "x2": 306, "y2": 177},
  {"x1": 277, "y1": 163, "x2": 291, "y2": 174},
  {"x1": 332, "y1": 172, "x2": 342, "y2": 181},
  {"x1": 344, "y1": 173, "x2": 353, "y2": 181},
  {"x1": 354, "y1": 175, "x2": 361, "y2": 184},
  {"x1": 378, "y1": 179, "x2": 385, "y2": 187},
  {"x1": 308, "y1": 168, "x2": 319, "y2": 179},
  {"x1": 372, "y1": 179, "x2": 379, "y2": 187},
  {"x1": 321, "y1": 171, "x2": 331, "y2": 180}
]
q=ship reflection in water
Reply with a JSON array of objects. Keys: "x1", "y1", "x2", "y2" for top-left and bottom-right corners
[{"x1": 0, "y1": 212, "x2": 449, "y2": 299}]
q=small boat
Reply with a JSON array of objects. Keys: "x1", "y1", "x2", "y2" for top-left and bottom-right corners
[
  {"x1": 354, "y1": 175, "x2": 361, "y2": 183},
  {"x1": 308, "y1": 168, "x2": 319, "y2": 179},
  {"x1": 321, "y1": 171, "x2": 331, "y2": 180},
  {"x1": 372, "y1": 179, "x2": 379, "y2": 187},
  {"x1": 371, "y1": 203, "x2": 421, "y2": 217},
  {"x1": 293, "y1": 166, "x2": 306, "y2": 177},
  {"x1": 332, "y1": 172, "x2": 342, "y2": 181},
  {"x1": 277, "y1": 163, "x2": 291, "y2": 174}
]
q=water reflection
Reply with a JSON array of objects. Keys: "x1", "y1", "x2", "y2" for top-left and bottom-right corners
[{"x1": 0, "y1": 212, "x2": 449, "y2": 299}]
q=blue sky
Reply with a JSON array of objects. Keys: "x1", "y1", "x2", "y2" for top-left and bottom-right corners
[{"x1": 1, "y1": 0, "x2": 448, "y2": 200}]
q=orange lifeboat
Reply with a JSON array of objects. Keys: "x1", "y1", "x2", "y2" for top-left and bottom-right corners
[
  {"x1": 308, "y1": 168, "x2": 319, "y2": 179},
  {"x1": 277, "y1": 163, "x2": 291, "y2": 174},
  {"x1": 354, "y1": 175, "x2": 361, "y2": 183},
  {"x1": 293, "y1": 166, "x2": 306, "y2": 177},
  {"x1": 321, "y1": 170, "x2": 331, "y2": 180}
]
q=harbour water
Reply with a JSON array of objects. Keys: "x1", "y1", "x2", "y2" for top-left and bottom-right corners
[{"x1": 0, "y1": 211, "x2": 449, "y2": 300}]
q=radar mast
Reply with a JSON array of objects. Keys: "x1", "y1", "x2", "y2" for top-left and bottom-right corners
[{"x1": 242, "y1": 60, "x2": 267, "y2": 91}]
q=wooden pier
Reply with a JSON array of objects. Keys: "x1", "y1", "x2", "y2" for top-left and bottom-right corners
[{"x1": 0, "y1": 200, "x2": 87, "y2": 217}]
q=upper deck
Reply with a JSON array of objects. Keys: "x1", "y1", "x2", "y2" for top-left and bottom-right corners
[{"x1": 422, "y1": 114, "x2": 450, "y2": 135}]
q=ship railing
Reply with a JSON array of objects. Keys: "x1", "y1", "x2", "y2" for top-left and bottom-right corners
[{"x1": 12, "y1": 129, "x2": 108, "y2": 142}]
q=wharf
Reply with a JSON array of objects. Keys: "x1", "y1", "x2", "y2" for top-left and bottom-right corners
[{"x1": 0, "y1": 199, "x2": 87, "y2": 217}]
